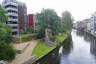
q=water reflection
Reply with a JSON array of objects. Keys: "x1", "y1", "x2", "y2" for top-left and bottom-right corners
[
  {"x1": 60, "y1": 36, "x2": 73, "y2": 64},
  {"x1": 76, "y1": 30, "x2": 84, "y2": 37},
  {"x1": 76, "y1": 30, "x2": 96, "y2": 56},
  {"x1": 75, "y1": 30, "x2": 96, "y2": 63},
  {"x1": 60, "y1": 30, "x2": 96, "y2": 64},
  {"x1": 62, "y1": 36, "x2": 73, "y2": 55}
]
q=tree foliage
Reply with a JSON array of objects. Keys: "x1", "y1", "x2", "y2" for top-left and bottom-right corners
[
  {"x1": 27, "y1": 27, "x2": 34, "y2": 33},
  {"x1": 0, "y1": 6, "x2": 7, "y2": 23},
  {"x1": 0, "y1": 6, "x2": 16, "y2": 61},
  {"x1": 0, "y1": 24, "x2": 12, "y2": 44},
  {"x1": 36, "y1": 9, "x2": 61, "y2": 38},
  {"x1": 0, "y1": 5, "x2": 12, "y2": 44},
  {"x1": 0, "y1": 42, "x2": 16, "y2": 61},
  {"x1": 61, "y1": 11, "x2": 74, "y2": 32}
]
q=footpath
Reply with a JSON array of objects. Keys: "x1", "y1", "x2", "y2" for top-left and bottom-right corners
[{"x1": 8, "y1": 40, "x2": 40, "y2": 64}]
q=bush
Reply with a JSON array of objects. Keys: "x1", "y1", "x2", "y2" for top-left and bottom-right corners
[
  {"x1": 20, "y1": 30, "x2": 27, "y2": 35},
  {"x1": 20, "y1": 36, "x2": 29, "y2": 42},
  {"x1": 0, "y1": 42, "x2": 16, "y2": 61},
  {"x1": 20, "y1": 34, "x2": 37, "y2": 42},
  {"x1": 0, "y1": 24, "x2": 12, "y2": 44}
]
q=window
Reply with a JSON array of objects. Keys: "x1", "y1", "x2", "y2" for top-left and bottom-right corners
[
  {"x1": 13, "y1": 26, "x2": 18, "y2": 29},
  {"x1": 12, "y1": 31, "x2": 17, "y2": 35},
  {"x1": 7, "y1": 10, "x2": 17, "y2": 13},
  {"x1": 8, "y1": 21, "x2": 18, "y2": 24}
]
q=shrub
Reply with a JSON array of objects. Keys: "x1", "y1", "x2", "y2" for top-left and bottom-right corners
[
  {"x1": 20, "y1": 36, "x2": 29, "y2": 42},
  {"x1": 0, "y1": 24, "x2": 12, "y2": 44},
  {"x1": 0, "y1": 42, "x2": 16, "y2": 61},
  {"x1": 20, "y1": 34, "x2": 37, "y2": 43}
]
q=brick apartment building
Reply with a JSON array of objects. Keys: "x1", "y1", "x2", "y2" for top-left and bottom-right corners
[
  {"x1": 28, "y1": 14, "x2": 38, "y2": 31},
  {"x1": 28, "y1": 14, "x2": 34, "y2": 27}
]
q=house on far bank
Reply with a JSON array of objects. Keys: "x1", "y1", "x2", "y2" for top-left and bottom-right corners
[
  {"x1": 90, "y1": 12, "x2": 96, "y2": 34},
  {"x1": 75, "y1": 21, "x2": 85, "y2": 30},
  {"x1": 75, "y1": 12, "x2": 96, "y2": 34}
]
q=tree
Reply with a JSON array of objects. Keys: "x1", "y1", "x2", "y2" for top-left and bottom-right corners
[
  {"x1": 0, "y1": 5, "x2": 12, "y2": 44},
  {"x1": 0, "y1": 6, "x2": 7, "y2": 23},
  {"x1": 0, "y1": 24, "x2": 12, "y2": 44},
  {"x1": 27, "y1": 27, "x2": 34, "y2": 33},
  {"x1": 0, "y1": 6, "x2": 16, "y2": 61},
  {"x1": 61, "y1": 11, "x2": 74, "y2": 32},
  {"x1": 0, "y1": 42, "x2": 16, "y2": 61},
  {"x1": 36, "y1": 9, "x2": 61, "y2": 38}
]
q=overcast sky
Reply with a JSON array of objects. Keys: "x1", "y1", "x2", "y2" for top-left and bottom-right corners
[{"x1": 0, "y1": 0, "x2": 96, "y2": 21}]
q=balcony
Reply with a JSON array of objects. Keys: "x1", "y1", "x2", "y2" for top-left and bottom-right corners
[
  {"x1": 12, "y1": 29, "x2": 19, "y2": 32},
  {"x1": 6, "y1": 7, "x2": 18, "y2": 11},
  {"x1": 6, "y1": 13, "x2": 18, "y2": 17},
  {"x1": 8, "y1": 24, "x2": 18, "y2": 27},
  {"x1": 8, "y1": 18, "x2": 18, "y2": 22},
  {"x1": 3, "y1": 2, "x2": 18, "y2": 7}
]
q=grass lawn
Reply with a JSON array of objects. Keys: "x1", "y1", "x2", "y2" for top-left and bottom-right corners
[
  {"x1": 53, "y1": 33, "x2": 68, "y2": 43},
  {"x1": 32, "y1": 40, "x2": 55, "y2": 59},
  {"x1": 32, "y1": 33, "x2": 68, "y2": 60}
]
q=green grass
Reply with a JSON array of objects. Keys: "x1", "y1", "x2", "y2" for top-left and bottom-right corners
[
  {"x1": 53, "y1": 33, "x2": 68, "y2": 43},
  {"x1": 32, "y1": 40, "x2": 55, "y2": 59},
  {"x1": 32, "y1": 33, "x2": 68, "y2": 60}
]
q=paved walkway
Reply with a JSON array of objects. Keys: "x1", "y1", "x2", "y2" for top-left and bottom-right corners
[{"x1": 8, "y1": 40, "x2": 40, "y2": 64}]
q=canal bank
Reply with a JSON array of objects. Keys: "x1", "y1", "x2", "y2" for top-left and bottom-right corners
[
  {"x1": 32, "y1": 33, "x2": 69, "y2": 64},
  {"x1": 83, "y1": 29, "x2": 96, "y2": 38}
]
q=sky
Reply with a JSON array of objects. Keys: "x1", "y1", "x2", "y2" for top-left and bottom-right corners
[{"x1": 0, "y1": 0, "x2": 96, "y2": 21}]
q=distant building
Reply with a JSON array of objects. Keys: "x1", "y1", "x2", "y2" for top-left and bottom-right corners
[
  {"x1": 2, "y1": 0, "x2": 27, "y2": 36},
  {"x1": 75, "y1": 21, "x2": 85, "y2": 30},
  {"x1": 83, "y1": 19, "x2": 90, "y2": 29},
  {"x1": 90, "y1": 12, "x2": 96, "y2": 33},
  {"x1": 87, "y1": 22, "x2": 92, "y2": 31},
  {"x1": 28, "y1": 14, "x2": 38, "y2": 31},
  {"x1": 28, "y1": 14, "x2": 34, "y2": 27},
  {"x1": 17, "y1": 1, "x2": 27, "y2": 31},
  {"x1": 75, "y1": 18, "x2": 91, "y2": 31}
]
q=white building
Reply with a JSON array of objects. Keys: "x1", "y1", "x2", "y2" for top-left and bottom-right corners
[
  {"x1": 2, "y1": 0, "x2": 27, "y2": 36},
  {"x1": 87, "y1": 22, "x2": 92, "y2": 31},
  {"x1": 90, "y1": 12, "x2": 96, "y2": 34},
  {"x1": 33, "y1": 14, "x2": 39, "y2": 31},
  {"x1": 2, "y1": 0, "x2": 19, "y2": 36}
]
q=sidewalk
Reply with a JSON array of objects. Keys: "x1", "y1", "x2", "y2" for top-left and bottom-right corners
[{"x1": 8, "y1": 40, "x2": 40, "y2": 64}]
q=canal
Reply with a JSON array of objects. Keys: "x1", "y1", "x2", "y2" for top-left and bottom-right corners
[{"x1": 34, "y1": 29, "x2": 96, "y2": 64}]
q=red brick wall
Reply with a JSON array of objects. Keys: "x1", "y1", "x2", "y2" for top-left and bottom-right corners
[{"x1": 28, "y1": 14, "x2": 34, "y2": 27}]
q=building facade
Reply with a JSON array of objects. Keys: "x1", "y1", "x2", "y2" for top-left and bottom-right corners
[
  {"x1": 2, "y1": 0, "x2": 27, "y2": 36},
  {"x1": 83, "y1": 19, "x2": 90, "y2": 30},
  {"x1": 17, "y1": 1, "x2": 27, "y2": 31},
  {"x1": 28, "y1": 14, "x2": 34, "y2": 27},
  {"x1": 90, "y1": 12, "x2": 96, "y2": 33},
  {"x1": 2, "y1": 0, "x2": 19, "y2": 36},
  {"x1": 28, "y1": 14, "x2": 38, "y2": 31},
  {"x1": 75, "y1": 21, "x2": 85, "y2": 30}
]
